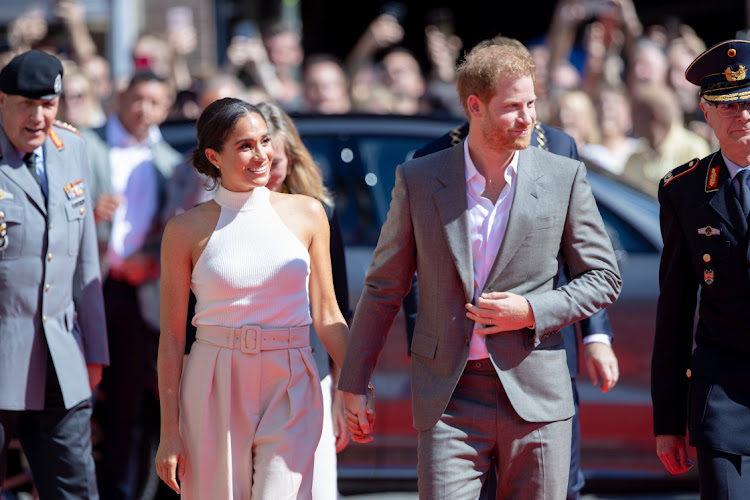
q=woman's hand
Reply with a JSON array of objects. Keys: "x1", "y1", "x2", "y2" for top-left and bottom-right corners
[
  {"x1": 155, "y1": 433, "x2": 186, "y2": 494},
  {"x1": 332, "y1": 389, "x2": 351, "y2": 453}
]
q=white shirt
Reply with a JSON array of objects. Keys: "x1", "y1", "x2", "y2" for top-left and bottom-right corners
[
  {"x1": 105, "y1": 115, "x2": 160, "y2": 270},
  {"x1": 464, "y1": 140, "x2": 519, "y2": 360}
]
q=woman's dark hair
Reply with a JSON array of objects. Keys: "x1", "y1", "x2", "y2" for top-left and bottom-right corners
[{"x1": 191, "y1": 97, "x2": 265, "y2": 186}]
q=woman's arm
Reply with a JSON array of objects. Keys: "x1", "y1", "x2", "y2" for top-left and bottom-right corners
[
  {"x1": 154, "y1": 214, "x2": 194, "y2": 494},
  {"x1": 307, "y1": 199, "x2": 349, "y2": 369}
]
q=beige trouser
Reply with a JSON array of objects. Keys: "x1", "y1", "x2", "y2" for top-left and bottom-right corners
[{"x1": 179, "y1": 325, "x2": 323, "y2": 499}]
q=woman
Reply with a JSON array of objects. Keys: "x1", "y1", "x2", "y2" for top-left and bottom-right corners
[
  {"x1": 154, "y1": 98, "x2": 350, "y2": 499},
  {"x1": 257, "y1": 100, "x2": 350, "y2": 499}
]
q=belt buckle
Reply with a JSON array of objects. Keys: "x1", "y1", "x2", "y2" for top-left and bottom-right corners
[{"x1": 240, "y1": 325, "x2": 261, "y2": 354}]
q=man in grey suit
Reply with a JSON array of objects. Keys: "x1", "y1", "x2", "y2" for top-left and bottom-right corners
[
  {"x1": 81, "y1": 71, "x2": 181, "y2": 500},
  {"x1": 0, "y1": 50, "x2": 108, "y2": 498},
  {"x1": 340, "y1": 42, "x2": 621, "y2": 499}
]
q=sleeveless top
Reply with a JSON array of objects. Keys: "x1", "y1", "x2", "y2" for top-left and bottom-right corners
[{"x1": 191, "y1": 185, "x2": 311, "y2": 329}]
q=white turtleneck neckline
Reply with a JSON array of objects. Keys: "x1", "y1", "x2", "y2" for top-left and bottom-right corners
[{"x1": 213, "y1": 184, "x2": 269, "y2": 212}]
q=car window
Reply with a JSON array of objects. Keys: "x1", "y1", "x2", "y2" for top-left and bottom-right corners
[
  {"x1": 598, "y1": 204, "x2": 659, "y2": 255},
  {"x1": 302, "y1": 135, "x2": 429, "y2": 247}
]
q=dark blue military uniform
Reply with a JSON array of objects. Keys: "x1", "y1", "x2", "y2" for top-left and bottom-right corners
[{"x1": 652, "y1": 39, "x2": 750, "y2": 498}]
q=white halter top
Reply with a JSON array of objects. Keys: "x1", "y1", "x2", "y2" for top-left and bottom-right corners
[{"x1": 191, "y1": 185, "x2": 311, "y2": 328}]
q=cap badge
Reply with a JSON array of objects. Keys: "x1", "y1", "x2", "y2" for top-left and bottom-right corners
[
  {"x1": 54, "y1": 74, "x2": 62, "y2": 94},
  {"x1": 725, "y1": 65, "x2": 746, "y2": 82}
]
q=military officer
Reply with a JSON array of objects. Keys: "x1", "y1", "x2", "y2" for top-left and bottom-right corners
[
  {"x1": 652, "y1": 39, "x2": 750, "y2": 498},
  {"x1": 0, "y1": 50, "x2": 108, "y2": 498}
]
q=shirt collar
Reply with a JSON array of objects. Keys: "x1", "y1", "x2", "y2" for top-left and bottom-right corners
[
  {"x1": 107, "y1": 114, "x2": 163, "y2": 147},
  {"x1": 463, "y1": 140, "x2": 519, "y2": 191}
]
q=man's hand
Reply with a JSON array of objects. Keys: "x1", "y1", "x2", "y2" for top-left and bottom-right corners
[
  {"x1": 583, "y1": 342, "x2": 619, "y2": 392},
  {"x1": 343, "y1": 391, "x2": 375, "y2": 443},
  {"x1": 656, "y1": 434, "x2": 694, "y2": 474},
  {"x1": 87, "y1": 363, "x2": 103, "y2": 390},
  {"x1": 465, "y1": 291, "x2": 535, "y2": 333},
  {"x1": 332, "y1": 389, "x2": 351, "y2": 452},
  {"x1": 93, "y1": 193, "x2": 121, "y2": 223}
]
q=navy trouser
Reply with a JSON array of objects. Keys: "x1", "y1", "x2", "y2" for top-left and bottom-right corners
[{"x1": 697, "y1": 447, "x2": 750, "y2": 499}]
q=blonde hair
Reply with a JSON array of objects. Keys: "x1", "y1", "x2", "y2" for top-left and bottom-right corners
[
  {"x1": 456, "y1": 43, "x2": 535, "y2": 119},
  {"x1": 257, "y1": 101, "x2": 333, "y2": 206}
]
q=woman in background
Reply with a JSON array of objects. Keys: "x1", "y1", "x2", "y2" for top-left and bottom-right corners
[
  {"x1": 155, "y1": 98, "x2": 351, "y2": 499},
  {"x1": 258, "y1": 100, "x2": 351, "y2": 499}
]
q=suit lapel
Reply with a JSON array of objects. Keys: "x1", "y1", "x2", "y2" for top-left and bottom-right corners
[
  {"x1": 434, "y1": 145, "x2": 474, "y2": 302},
  {"x1": 0, "y1": 128, "x2": 47, "y2": 214},
  {"x1": 709, "y1": 154, "x2": 747, "y2": 235},
  {"x1": 484, "y1": 148, "x2": 540, "y2": 289}
]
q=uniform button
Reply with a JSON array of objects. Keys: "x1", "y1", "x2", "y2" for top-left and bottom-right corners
[
  {"x1": 47, "y1": 253, "x2": 53, "y2": 261},
  {"x1": 48, "y1": 223, "x2": 53, "y2": 230},
  {"x1": 80, "y1": 207, "x2": 85, "y2": 215},
  {"x1": 45, "y1": 284, "x2": 50, "y2": 292},
  {"x1": 703, "y1": 254, "x2": 711, "y2": 263},
  {"x1": 0, "y1": 211, "x2": 4, "y2": 219},
  {"x1": 42, "y1": 315, "x2": 47, "y2": 323},
  {"x1": 686, "y1": 369, "x2": 692, "y2": 378}
]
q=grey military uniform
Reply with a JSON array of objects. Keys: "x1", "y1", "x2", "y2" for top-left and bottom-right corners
[{"x1": 0, "y1": 122, "x2": 109, "y2": 411}]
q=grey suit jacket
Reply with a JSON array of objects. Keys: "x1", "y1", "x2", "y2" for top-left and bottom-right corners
[
  {"x1": 0, "y1": 123, "x2": 109, "y2": 410},
  {"x1": 339, "y1": 144, "x2": 621, "y2": 431}
]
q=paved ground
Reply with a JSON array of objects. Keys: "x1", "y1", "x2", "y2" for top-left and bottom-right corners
[{"x1": 342, "y1": 492, "x2": 700, "y2": 499}]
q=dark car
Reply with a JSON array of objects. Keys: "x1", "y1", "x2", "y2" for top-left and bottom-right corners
[{"x1": 159, "y1": 113, "x2": 697, "y2": 491}]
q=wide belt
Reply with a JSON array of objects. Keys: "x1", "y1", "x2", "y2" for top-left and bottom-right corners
[{"x1": 196, "y1": 324, "x2": 309, "y2": 354}]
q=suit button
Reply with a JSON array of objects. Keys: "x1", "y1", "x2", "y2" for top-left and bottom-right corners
[{"x1": 474, "y1": 361, "x2": 482, "y2": 368}]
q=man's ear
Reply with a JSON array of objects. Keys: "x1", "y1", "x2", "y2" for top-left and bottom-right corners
[{"x1": 467, "y1": 95, "x2": 482, "y2": 118}]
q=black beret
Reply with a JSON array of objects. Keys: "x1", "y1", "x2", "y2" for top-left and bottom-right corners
[
  {"x1": 0, "y1": 50, "x2": 64, "y2": 100},
  {"x1": 685, "y1": 39, "x2": 750, "y2": 103}
]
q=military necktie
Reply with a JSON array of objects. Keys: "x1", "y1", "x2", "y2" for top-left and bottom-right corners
[
  {"x1": 23, "y1": 152, "x2": 42, "y2": 188},
  {"x1": 738, "y1": 168, "x2": 750, "y2": 220}
]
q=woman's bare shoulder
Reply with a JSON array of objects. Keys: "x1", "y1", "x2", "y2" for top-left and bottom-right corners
[
  {"x1": 269, "y1": 191, "x2": 325, "y2": 219},
  {"x1": 164, "y1": 201, "x2": 220, "y2": 242}
]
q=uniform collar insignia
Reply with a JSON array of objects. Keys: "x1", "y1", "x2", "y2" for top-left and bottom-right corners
[{"x1": 49, "y1": 129, "x2": 64, "y2": 151}]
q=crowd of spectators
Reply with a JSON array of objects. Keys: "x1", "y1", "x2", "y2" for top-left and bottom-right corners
[{"x1": 1, "y1": 0, "x2": 730, "y2": 201}]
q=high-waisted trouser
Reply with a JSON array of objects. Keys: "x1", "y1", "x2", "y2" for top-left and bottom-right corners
[{"x1": 179, "y1": 324, "x2": 322, "y2": 499}]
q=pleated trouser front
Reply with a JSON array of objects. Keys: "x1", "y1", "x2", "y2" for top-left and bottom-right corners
[{"x1": 178, "y1": 336, "x2": 323, "y2": 499}]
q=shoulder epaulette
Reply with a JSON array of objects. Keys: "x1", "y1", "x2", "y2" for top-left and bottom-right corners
[
  {"x1": 449, "y1": 126, "x2": 464, "y2": 147},
  {"x1": 533, "y1": 122, "x2": 549, "y2": 151},
  {"x1": 662, "y1": 157, "x2": 702, "y2": 188},
  {"x1": 53, "y1": 120, "x2": 81, "y2": 137}
]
